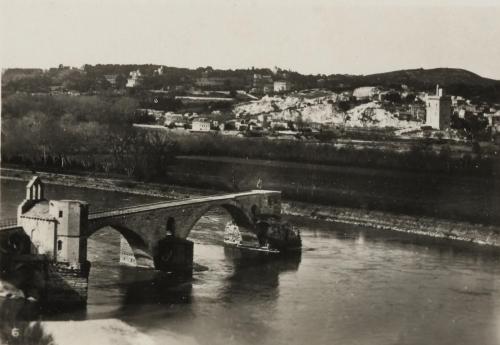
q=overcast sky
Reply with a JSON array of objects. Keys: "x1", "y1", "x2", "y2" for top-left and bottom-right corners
[{"x1": 1, "y1": 0, "x2": 499, "y2": 79}]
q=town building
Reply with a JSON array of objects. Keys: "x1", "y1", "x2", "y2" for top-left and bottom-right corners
[
  {"x1": 191, "y1": 118, "x2": 211, "y2": 132},
  {"x1": 155, "y1": 66, "x2": 165, "y2": 75},
  {"x1": 486, "y1": 111, "x2": 500, "y2": 128},
  {"x1": 164, "y1": 113, "x2": 186, "y2": 127},
  {"x1": 273, "y1": 81, "x2": 292, "y2": 93},
  {"x1": 425, "y1": 85, "x2": 452, "y2": 130},
  {"x1": 126, "y1": 70, "x2": 143, "y2": 88},
  {"x1": 451, "y1": 95, "x2": 466, "y2": 107},
  {"x1": 252, "y1": 74, "x2": 274, "y2": 94},
  {"x1": 195, "y1": 71, "x2": 245, "y2": 90},
  {"x1": 409, "y1": 103, "x2": 426, "y2": 121},
  {"x1": 270, "y1": 121, "x2": 289, "y2": 130},
  {"x1": 195, "y1": 76, "x2": 226, "y2": 88},
  {"x1": 353, "y1": 86, "x2": 379, "y2": 101}
]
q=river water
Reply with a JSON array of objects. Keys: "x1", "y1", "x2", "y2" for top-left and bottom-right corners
[{"x1": 1, "y1": 179, "x2": 500, "y2": 345}]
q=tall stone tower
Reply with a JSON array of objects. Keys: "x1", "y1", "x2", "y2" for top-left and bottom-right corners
[
  {"x1": 17, "y1": 176, "x2": 89, "y2": 265},
  {"x1": 426, "y1": 85, "x2": 452, "y2": 130},
  {"x1": 17, "y1": 176, "x2": 91, "y2": 305}
]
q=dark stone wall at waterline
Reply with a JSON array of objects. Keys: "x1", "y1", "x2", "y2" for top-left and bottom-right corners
[{"x1": 43, "y1": 262, "x2": 90, "y2": 308}]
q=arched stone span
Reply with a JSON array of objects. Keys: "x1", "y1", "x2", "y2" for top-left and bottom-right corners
[
  {"x1": 85, "y1": 190, "x2": 281, "y2": 268},
  {"x1": 86, "y1": 224, "x2": 152, "y2": 267},
  {"x1": 169, "y1": 200, "x2": 257, "y2": 237}
]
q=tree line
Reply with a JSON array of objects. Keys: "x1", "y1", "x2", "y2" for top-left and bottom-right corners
[{"x1": 1, "y1": 94, "x2": 178, "y2": 180}]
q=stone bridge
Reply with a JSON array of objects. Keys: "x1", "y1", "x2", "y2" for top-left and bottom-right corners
[
  {"x1": 5, "y1": 176, "x2": 283, "y2": 306},
  {"x1": 15, "y1": 177, "x2": 282, "y2": 271},
  {"x1": 86, "y1": 190, "x2": 282, "y2": 266}
]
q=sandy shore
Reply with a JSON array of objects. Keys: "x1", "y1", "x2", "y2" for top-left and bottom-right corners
[{"x1": 2, "y1": 167, "x2": 499, "y2": 247}]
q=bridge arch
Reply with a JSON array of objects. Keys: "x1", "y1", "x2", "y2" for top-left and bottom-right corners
[
  {"x1": 86, "y1": 224, "x2": 153, "y2": 268},
  {"x1": 179, "y1": 200, "x2": 257, "y2": 240}
]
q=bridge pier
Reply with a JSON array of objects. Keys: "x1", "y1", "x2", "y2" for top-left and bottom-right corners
[
  {"x1": 154, "y1": 236, "x2": 194, "y2": 277},
  {"x1": 44, "y1": 261, "x2": 91, "y2": 308}
]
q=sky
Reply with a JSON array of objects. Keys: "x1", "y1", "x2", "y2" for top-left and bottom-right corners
[{"x1": 1, "y1": 0, "x2": 500, "y2": 79}]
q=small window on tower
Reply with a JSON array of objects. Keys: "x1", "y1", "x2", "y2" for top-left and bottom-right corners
[
  {"x1": 57, "y1": 240, "x2": 62, "y2": 251},
  {"x1": 59, "y1": 211, "x2": 63, "y2": 218}
]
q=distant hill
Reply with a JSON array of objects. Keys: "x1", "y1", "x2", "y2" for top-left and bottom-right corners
[
  {"x1": 365, "y1": 68, "x2": 498, "y2": 86},
  {"x1": 2, "y1": 65, "x2": 499, "y2": 103},
  {"x1": 328, "y1": 68, "x2": 500, "y2": 103}
]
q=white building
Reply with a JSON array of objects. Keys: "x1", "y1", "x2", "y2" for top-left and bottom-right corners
[
  {"x1": 353, "y1": 86, "x2": 379, "y2": 100},
  {"x1": 273, "y1": 81, "x2": 292, "y2": 93},
  {"x1": 155, "y1": 66, "x2": 165, "y2": 75},
  {"x1": 486, "y1": 111, "x2": 500, "y2": 128},
  {"x1": 191, "y1": 119, "x2": 211, "y2": 132},
  {"x1": 426, "y1": 85, "x2": 452, "y2": 130},
  {"x1": 126, "y1": 70, "x2": 143, "y2": 88},
  {"x1": 164, "y1": 113, "x2": 186, "y2": 127}
]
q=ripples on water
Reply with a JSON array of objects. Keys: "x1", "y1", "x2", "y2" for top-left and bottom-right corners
[
  {"x1": 67, "y1": 213, "x2": 500, "y2": 345},
  {"x1": 1, "y1": 180, "x2": 500, "y2": 345}
]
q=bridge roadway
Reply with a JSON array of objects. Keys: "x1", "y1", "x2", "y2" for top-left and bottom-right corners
[
  {"x1": 1, "y1": 190, "x2": 281, "y2": 236},
  {"x1": 85, "y1": 189, "x2": 281, "y2": 253},
  {"x1": 88, "y1": 190, "x2": 278, "y2": 220}
]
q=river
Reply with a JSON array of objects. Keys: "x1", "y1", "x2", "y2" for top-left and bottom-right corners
[{"x1": 1, "y1": 179, "x2": 500, "y2": 345}]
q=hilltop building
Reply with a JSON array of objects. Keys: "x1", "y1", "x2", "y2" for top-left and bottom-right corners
[
  {"x1": 126, "y1": 70, "x2": 143, "y2": 88},
  {"x1": 274, "y1": 81, "x2": 292, "y2": 93},
  {"x1": 353, "y1": 86, "x2": 379, "y2": 101},
  {"x1": 155, "y1": 66, "x2": 165, "y2": 75},
  {"x1": 426, "y1": 85, "x2": 452, "y2": 130},
  {"x1": 252, "y1": 74, "x2": 274, "y2": 94},
  {"x1": 195, "y1": 76, "x2": 226, "y2": 88}
]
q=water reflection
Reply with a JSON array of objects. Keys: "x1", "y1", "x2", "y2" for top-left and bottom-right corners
[{"x1": 120, "y1": 271, "x2": 192, "y2": 308}]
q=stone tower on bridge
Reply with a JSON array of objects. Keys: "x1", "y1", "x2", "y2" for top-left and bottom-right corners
[
  {"x1": 17, "y1": 176, "x2": 89, "y2": 265},
  {"x1": 17, "y1": 176, "x2": 90, "y2": 305}
]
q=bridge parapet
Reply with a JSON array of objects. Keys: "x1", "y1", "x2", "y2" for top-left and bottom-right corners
[{"x1": 88, "y1": 190, "x2": 281, "y2": 222}]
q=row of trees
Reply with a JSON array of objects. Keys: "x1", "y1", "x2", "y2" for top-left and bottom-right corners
[
  {"x1": 1, "y1": 94, "x2": 178, "y2": 180},
  {"x1": 170, "y1": 132, "x2": 499, "y2": 176}
]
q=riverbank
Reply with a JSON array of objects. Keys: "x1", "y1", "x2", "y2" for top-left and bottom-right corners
[
  {"x1": 284, "y1": 201, "x2": 500, "y2": 247},
  {"x1": 2, "y1": 167, "x2": 500, "y2": 247},
  {"x1": 0, "y1": 167, "x2": 213, "y2": 200}
]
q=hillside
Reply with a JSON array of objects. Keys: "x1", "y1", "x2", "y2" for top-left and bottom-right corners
[
  {"x1": 2, "y1": 65, "x2": 499, "y2": 103},
  {"x1": 234, "y1": 93, "x2": 420, "y2": 129},
  {"x1": 328, "y1": 68, "x2": 500, "y2": 102},
  {"x1": 364, "y1": 68, "x2": 498, "y2": 86}
]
